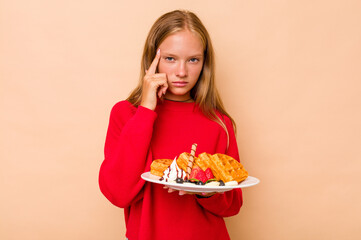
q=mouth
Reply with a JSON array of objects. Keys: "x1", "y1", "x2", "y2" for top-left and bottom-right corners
[{"x1": 172, "y1": 81, "x2": 188, "y2": 87}]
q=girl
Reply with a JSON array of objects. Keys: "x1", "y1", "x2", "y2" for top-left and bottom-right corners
[{"x1": 99, "y1": 10, "x2": 243, "y2": 240}]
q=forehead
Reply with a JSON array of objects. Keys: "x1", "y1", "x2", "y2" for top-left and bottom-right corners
[{"x1": 159, "y1": 30, "x2": 204, "y2": 56}]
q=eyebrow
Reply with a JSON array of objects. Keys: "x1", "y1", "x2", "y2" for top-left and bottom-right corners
[{"x1": 162, "y1": 52, "x2": 203, "y2": 58}]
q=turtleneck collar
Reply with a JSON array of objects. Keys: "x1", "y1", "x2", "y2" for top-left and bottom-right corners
[{"x1": 155, "y1": 98, "x2": 198, "y2": 112}]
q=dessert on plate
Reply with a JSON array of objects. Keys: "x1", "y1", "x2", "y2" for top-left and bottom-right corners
[{"x1": 149, "y1": 143, "x2": 249, "y2": 187}]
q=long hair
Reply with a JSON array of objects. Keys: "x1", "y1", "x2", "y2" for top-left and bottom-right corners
[{"x1": 127, "y1": 10, "x2": 236, "y2": 148}]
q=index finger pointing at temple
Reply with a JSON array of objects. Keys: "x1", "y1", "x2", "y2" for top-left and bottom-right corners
[{"x1": 146, "y1": 49, "x2": 161, "y2": 75}]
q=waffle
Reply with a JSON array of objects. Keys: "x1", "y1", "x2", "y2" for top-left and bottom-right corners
[
  {"x1": 210, "y1": 153, "x2": 248, "y2": 183},
  {"x1": 176, "y1": 152, "x2": 199, "y2": 174},
  {"x1": 177, "y1": 152, "x2": 210, "y2": 176},
  {"x1": 197, "y1": 153, "x2": 221, "y2": 180},
  {"x1": 182, "y1": 152, "x2": 248, "y2": 183},
  {"x1": 150, "y1": 159, "x2": 173, "y2": 177}
]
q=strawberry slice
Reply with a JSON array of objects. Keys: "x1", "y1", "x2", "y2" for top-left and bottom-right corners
[
  {"x1": 194, "y1": 169, "x2": 208, "y2": 183},
  {"x1": 189, "y1": 166, "x2": 207, "y2": 183},
  {"x1": 204, "y1": 168, "x2": 215, "y2": 180},
  {"x1": 189, "y1": 166, "x2": 201, "y2": 180}
]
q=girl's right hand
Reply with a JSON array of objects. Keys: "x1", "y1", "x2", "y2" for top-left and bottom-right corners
[{"x1": 140, "y1": 49, "x2": 168, "y2": 110}]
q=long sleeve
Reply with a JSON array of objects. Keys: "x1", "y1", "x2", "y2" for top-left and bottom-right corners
[
  {"x1": 98, "y1": 101, "x2": 157, "y2": 208},
  {"x1": 196, "y1": 115, "x2": 243, "y2": 217}
]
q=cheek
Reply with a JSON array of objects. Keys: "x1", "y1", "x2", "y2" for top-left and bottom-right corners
[
  {"x1": 158, "y1": 61, "x2": 173, "y2": 74},
  {"x1": 189, "y1": 65, "x2": 203, "y2": 78}
]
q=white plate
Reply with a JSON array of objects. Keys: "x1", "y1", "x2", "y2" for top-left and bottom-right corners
[{"x1": 141, "y1": 172, "x2": 260, "y2": 193}]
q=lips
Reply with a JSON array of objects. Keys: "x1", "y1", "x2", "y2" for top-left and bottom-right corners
[{"x1": 172, "y1": 81, "x2": 188, "y2": 87}]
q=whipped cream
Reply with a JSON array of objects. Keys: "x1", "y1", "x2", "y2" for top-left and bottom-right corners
[
  {"x1": 160, "y1": 157, "x2": 186, "y2": 182},
  {"x1": 205, "y1": 181, "x2": 220, "y2": 187},
  {"x1": 225, "y1": 180, "x2": 238, "y2": 186}
]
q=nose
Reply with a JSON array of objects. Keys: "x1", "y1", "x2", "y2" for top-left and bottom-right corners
[{"x1": 176, "y1": 62, "x2": 187, "y2": 78}]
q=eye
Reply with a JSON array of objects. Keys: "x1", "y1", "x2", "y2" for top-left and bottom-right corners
[
  {"x1": 164, "y1": 57, "x2": 175, "y2": 62},
  {"x1": 189, "y1": 58, "x2": 199, "y2": 63}
]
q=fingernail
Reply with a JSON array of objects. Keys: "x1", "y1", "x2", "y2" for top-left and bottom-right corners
[
  {"x1": 157, "y1": 48, "x2": 160, "y2": 54},
  {"x1": 202, "y1": 192, "x2": 206, "y2": 196},
  {"x1": 179, "y1": 191, "x2": 184, "y2": 196}
]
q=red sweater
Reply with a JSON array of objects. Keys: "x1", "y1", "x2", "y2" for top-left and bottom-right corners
[{"x1": 99, "y1": 100, "x2": 243, "y2": 240}]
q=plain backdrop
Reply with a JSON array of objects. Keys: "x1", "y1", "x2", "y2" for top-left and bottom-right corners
[{"x1": 1, "y1": 0, "x2": 361, "y2": 239}]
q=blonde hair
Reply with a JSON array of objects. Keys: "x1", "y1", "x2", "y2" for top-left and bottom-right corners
[{"x1": 127, "y1": 10, "x2": 236, "y2": 148}]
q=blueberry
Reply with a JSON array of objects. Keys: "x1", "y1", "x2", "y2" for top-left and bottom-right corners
[
  {"x1": 219, "y1": 180, "x2": 225, "y2": 186},
  {"x1": 196, "y1": 181, "x2": 204, "y2": 185},
  {"x1": 176, "y1": 178, "x2": 184, "y2": 184}
]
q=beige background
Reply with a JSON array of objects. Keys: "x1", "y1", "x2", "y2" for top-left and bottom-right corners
[{"x1": 1, "y1": 0, "x2": 361, "y2": 239}]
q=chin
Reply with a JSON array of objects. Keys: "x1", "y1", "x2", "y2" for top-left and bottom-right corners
[{"x1": 168, "y1": 89, "x2": 190, "y2": 96}]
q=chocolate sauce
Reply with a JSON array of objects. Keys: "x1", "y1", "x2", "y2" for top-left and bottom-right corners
[
  {"x1": 160, "y1": 165, "x2": 171, "y2": 182},
  {"x1": 180, "y1": 168, "x2": 184, "y2": 179},
  {"x1": 167, "y1": 167, "x2": 171, "y2": 178},
  {"x1": 160, "y1": 162, "x2": 188, "y2": 183}
]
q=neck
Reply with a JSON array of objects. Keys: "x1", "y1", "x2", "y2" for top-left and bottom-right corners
[{"x1": 163, "y1": 97, "x2": 193, "y2": 103}]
